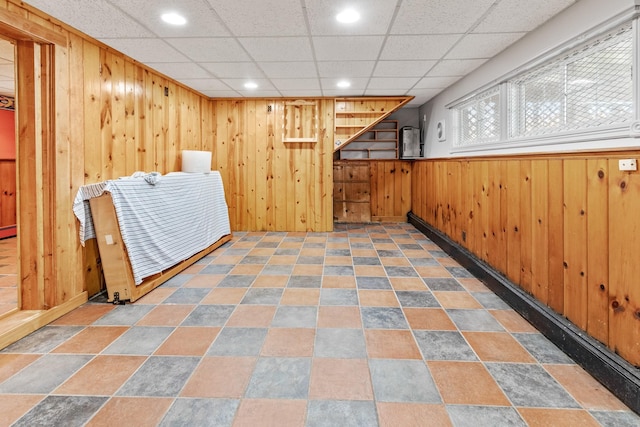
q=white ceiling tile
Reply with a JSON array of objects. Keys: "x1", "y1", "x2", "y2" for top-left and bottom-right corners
[
  {"x1": 206, "y1": 0, "x2": 307, "y2": 36},
  {"x1": 364, "y1": 89, "x2": 408, "y2": 96},
  {"x1": 99, "y1": 38, "x2": 192, "y2": 63},
  {"x1": 26, "y1": 0, "x2": 154, "y2": 38},
  {"x1": 474, "y1": 0, "x2": 577, "y2": 33},
  {"x1": 313, "y1": 36, "x2": 385, "y2": 61},
  {"x1": 271, "y1": 79, "x2": 320, "y2": 91},
  {"x1": 317, "y1": 61, "x2": 375, "y2": 78},
  {"x1": 447, "y1": 33, "x2": 526, "y2": 59},
  {"x1": 373, "y1": 60, "x2": 436, "y2": 77},
  {"x1": 414, "y1": 76, "x2": 461, "y2": 89},
  {"x1": 146, "y1": 62, "x2": 212, "y2": 79},
  {"x1": 260, "y1": 62, "x2": 318, "y2": 79},
  {"x1": 201, "y1": 62, "x2": 265, "y2": 79},
  {"x1": 280, "y1": 90, "x2": 324, "y2": 97},
  {"x1": 408, "y1": 88, "x2": 445, "y2": 102},
  {"x1": 427, "y1": 59, "x2": 487, "y2": 77},
  {"x1": 164, "y1": 38, "x2": 250, "y2": 62},
  {"x1": 239, "y1": 37, "x2": 314, "y2": 62},
  {"x1": 391, "y1": 0, "x2": 494, "y2": 34},
  {"x1": 176, "y1": 78, "x2": 232, "y2": 91},
  {"x1": 380, "y1": 35, "x2": 461, "y2": 60},
  {"x1": 108, "y1": 0, "x2": 231, "y2": 37},
  {"x1": 367, "y1": 77, "x2": 419, "y2": 90},
  {"x1": 323, "y1": 89, "x2": 366, "y2": 97},
  {"x1": 306, "y1": 0, "x2": 399, "y2": 36},
  {"x1": 320, "y1": 77, "x2": 369, "y2": 91},
  {"x1": 221, "y1": 78, "x2": 276, "y2": 91}
]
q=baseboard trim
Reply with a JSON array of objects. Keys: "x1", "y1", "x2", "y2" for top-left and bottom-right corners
[{"x1": 408, "y1": 211, "x2": 640, "y2": 414}]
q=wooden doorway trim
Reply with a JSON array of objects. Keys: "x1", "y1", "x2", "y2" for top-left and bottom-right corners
[{"x1": 1, "y1": 8, "x2": 66, "y2": 310}]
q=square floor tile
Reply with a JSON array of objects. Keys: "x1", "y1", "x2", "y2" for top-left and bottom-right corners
[
  {"x1": 404, "y1": 308, "x2": 457, "y2": 330},
  {"x1": 433, "y1": 291, "x2": 483, "y2": 309},
  {"x1": 226, "y1": 305, "x2": 276, "y2": 327},
  {"x1": 1, "y1": 326, "x2": 84, "y2": 353},
  {"x1": 324, "y1": 265, "x2": 354, "y2": 276},
  {"x1": 446, "y1": 405, "x2": 526, "y2": 427},
  {"x1": 0, "y1": 354, "x2": 93, "y2": 394},
  {"x1": 280, "y1": 288, "x2": 320, "y2": 305},
  {"x1": 365, "y1": 330, "x2": 422, "y2": 359},
  {"x1": 154, "y1": 327, "x2": 220, "y2": 356},
  {"x1": 54, "y1": 355, "x2": 144, "y2": 395},
  {"x1": 356, "y1": 276, "x2": 392, "y2": 289},
  {"x1": 512, "y1": 333, "x2": 575, "y2": 364},
  {"x1": 369, "y1": 359, "x2": 441, "y2": 403},
  {"x1": 414, "y1": 331, "x2": 477, "y2": 361},
  {"x1": 271, "y1": 306, "x2": 317, "y2": 328},
  {"x1": 306, "y1": 400, "x2": 378, "y2": 427},
  {"x1": 0, "y1": 395, "x2": 45, "y2": 427},
  {"x1": 428, "y1": 361, "x2": 510, "y2": 406},
  {"x1": 159, "y1": 398, "x2": 239, "y2": 427},
  {"x1": 517, "y1": 408, "x2": 602, "y2": 427},
  {"x1": 13, "y1": 396, "x2": 107, "y2": 427},
  {"x1": 117, "y1": 356, "x2": 199, "y2": 397},
  {"x1": 136, "y1": 305, "x2": 194, "y2": 326},
  {"x1": 377, "y1": 403, "x2": 452, "y2": 427},
  {"x1": 181, "y1": 305, "x2": 235, "y2": 326},
  {"x1": 322, "y1": 276, "x2": 356, "y2": 288},
  {"x1": 361, "y1": 307, "x2": 409, "y2": 329},
  {"x1": 317, "y1": 306, "x2": 362, "y2": 328},
  {"x1": 446, "y1": 309, "x2": 504, "y2": 332},
  {"x1": 424, "y1": 278, "x2": 464, "y2": 291},
  {"x1": 287, "y1": 275, "x2": 322, "y2": 288},
  {"x1": 309, "y1": 358, "x2": 373, "y2": 400},
  {"x1": 320, "y1": 289, "x2": 358, "y2": 306},
  {"x1": 233, "y1": 399, "x2": 306, "y2": 427},
  {"x1": 486, "y1": 363, "x2": 580, "y2": 408},
  {"x1": 260, "y1": 328, "x2": 315, "y2": 357},
  {"x1": 207, "y1": 328, "x2": 267, "y2": 356},
  {"x1": 463, "y1": 332, "x2": 535, "y2": 363},
  {"x1": 51, "y1": 326, "x2": 128, "y2": 354},
  {"x1": 390, "y1": 277, "x2": 429, "y2": 291},
  {"x1": 218, "y1": 275, "x2": 256, "y2": 288},
  {"x1": 240, "y1": 288, "x2": 283, "y2": 305},
  {"x1": 92, "y1": 305, "x2": 154, "y2": 327},
  {"x1": 102, "y1": 326, "x2": 174, "y2": 355},
  {"x1": 396, "y1": 290, "x2": 440, "y2": 308},
  {"x1": 245, "y1": 357, "x2": 311, "y2": 399},
  {"x1": 180, "y1": 356, "x2": 256, "y2": 398},
  {"x1": 359, "y1": 290, "x2": 400, "y2": 307},
  {"x1": 314, "y1": 328, "x2": 367, "y2": 358},
  {"x1": 200, "y1": 288, "x2": 246, "y2": 305}
]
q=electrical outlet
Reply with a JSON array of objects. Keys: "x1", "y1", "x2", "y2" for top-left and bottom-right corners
[{"x1": 619, "y1": 159, "x2": 637, "y2": 171}]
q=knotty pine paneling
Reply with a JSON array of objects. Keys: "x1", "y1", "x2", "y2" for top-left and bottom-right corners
[
  {"x1": 411, "y1": 153, "x2": 640, "y2": 366},
  {"x1": 369, "y1": 160, "x2": 411, "y2": 222}
]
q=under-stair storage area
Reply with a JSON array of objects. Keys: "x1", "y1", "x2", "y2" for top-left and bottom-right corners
[{"x1": 339, "y1": 120, "x2": 398, "y2": 159}]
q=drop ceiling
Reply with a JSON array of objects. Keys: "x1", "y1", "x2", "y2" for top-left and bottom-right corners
[{"x1": 22, "y1": 0, "x2": 578, "y2": 106}]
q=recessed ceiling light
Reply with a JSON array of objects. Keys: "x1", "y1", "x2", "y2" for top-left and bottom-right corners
[
  {"x1": 336, "y1": 9, "x2": 360, "y2": 24},
  {"x1": 161, "y1": 12, "x2": 187, "y2": 26},
  {"x1": 337, "y1": 80, "x2": 351, "y2": 88},
  {"x1": 244, "y1": 82, "x2": 258, "y2": 89}
]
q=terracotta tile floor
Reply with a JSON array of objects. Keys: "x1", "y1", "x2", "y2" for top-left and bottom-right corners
[
  {"x1": 1, "y1": 223, "x2": 638, "y2": 426},
  {"x1": 0, "y1": 237, "x2": 17, "y2": 317}
]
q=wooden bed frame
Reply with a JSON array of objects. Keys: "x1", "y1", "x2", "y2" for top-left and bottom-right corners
[{"x1": 89, "y1": 193, "x2": 232, "y2": 303}]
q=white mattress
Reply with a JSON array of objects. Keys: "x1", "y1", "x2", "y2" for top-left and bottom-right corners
[{"x1": 73, "y1": 171, "x2": 231, "y2": 285}]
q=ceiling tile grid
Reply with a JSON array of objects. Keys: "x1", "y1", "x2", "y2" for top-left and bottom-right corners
[{"x1": 19, "y1": 0, "x2": 578, "y2": 104}]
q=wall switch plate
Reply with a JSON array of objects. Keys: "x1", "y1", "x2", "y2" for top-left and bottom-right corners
[{"x1": 619, "y1": 159, "x2": 637, "y2": 171}]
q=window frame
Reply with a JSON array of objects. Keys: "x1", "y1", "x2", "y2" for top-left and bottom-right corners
[{"x1": 448, "y1": 16, "x2": 640, "y2": 154}]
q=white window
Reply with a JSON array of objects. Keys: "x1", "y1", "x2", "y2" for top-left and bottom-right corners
[
  {"x1": 509, "y1": 25, "x2": 633, "y2": 139},
  {"x1": 451, "y1": 22, "x2": 635, "y2": 150},
  {"x1": 454, "y1": 87, "x2": 501, "y2": 147}
]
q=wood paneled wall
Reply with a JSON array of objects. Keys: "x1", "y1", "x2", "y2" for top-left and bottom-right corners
[
  {"x1": 211, "y1": 99, "x2": 333, "y2": 232},
  {"x1": 0, "y1": 0, "x2": 336, "y2": 325},
  {"x1": 411, "y1": 153, "x2": 640, "y2": 366},
  {"x1": 370, "y1": 160, "x2": 411, "y2": 222}
]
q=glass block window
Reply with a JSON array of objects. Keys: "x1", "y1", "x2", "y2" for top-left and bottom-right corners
[
  {"x1": 509, "y1": 25, "x2": 633, "y2": 138},
  {"x1": 455, "y1": 87, "x2": 501, "y2": 147}
]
